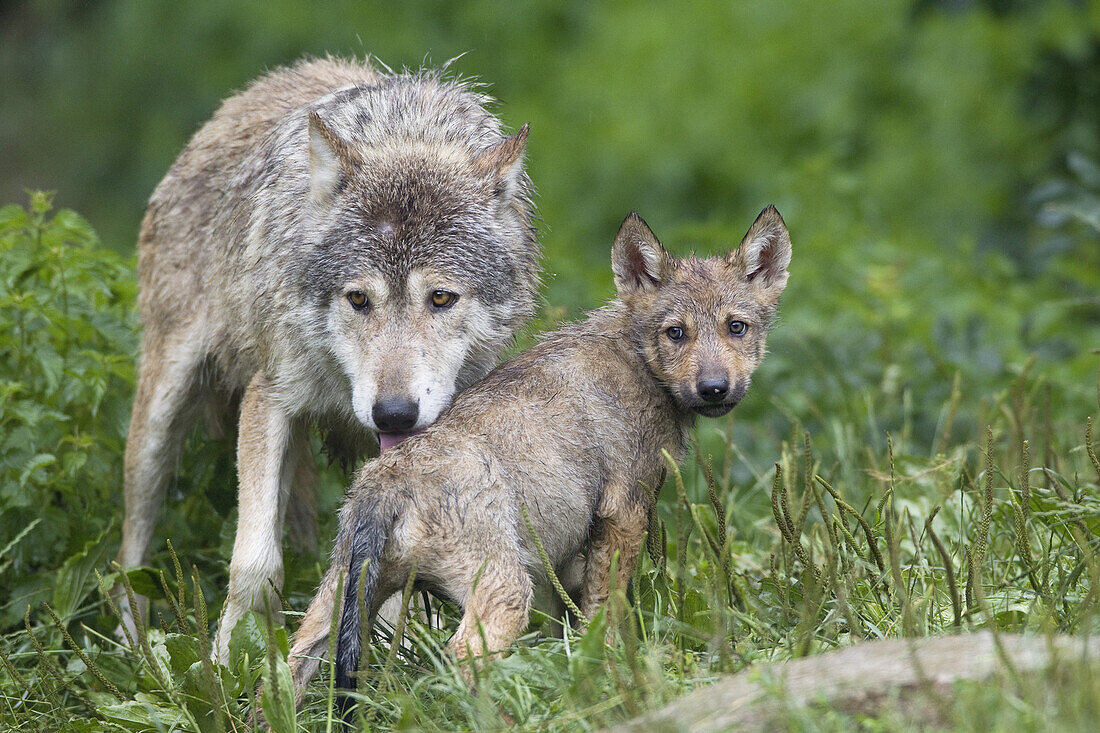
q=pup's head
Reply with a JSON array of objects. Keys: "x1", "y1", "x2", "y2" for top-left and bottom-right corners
[
  {"x1": 303, "y1": 104, "x2": 538, "y2": 449},
  {"x1": 612, "y1": 207, "x2": 791, "y2": 418}
]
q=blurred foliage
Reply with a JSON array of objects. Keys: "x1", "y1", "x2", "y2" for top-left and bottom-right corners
[
  {"x1": 1, "y1": 2, "x2": 1097, "y2": 278},
  {"x1": 0, "y1": 194, "x2": 135, "y2": 629}
]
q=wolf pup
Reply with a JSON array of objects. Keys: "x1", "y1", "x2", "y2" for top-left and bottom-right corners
[
  {"x1": 285, "y1": 206, "x2": 791, "y2": 702},
  {"x1": 114, "y1": 57, "x2": 540, "y2": 658}
]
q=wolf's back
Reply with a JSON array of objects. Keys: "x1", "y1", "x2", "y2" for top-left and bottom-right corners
[
  {"x1": 141, "y1": 55, "x2": 515, "y2": 264},
  {"x1": 143, "y1": 57, "x2": 380, "y2": 235}
]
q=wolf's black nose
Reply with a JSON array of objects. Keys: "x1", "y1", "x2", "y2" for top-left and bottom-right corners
[
  {"x1": 697, "y1": 377, "x2": 729, "y2": 403},
  {"x1": 373, "y1": 398, "x2": 419, "y2": 432}
]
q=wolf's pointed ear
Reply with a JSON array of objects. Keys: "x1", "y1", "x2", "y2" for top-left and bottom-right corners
[
  {"x1": 728, "y1": 205, "x2": 791, "y2": 294},
  {"x1": 474, "y1": 124, "x2": 529, "y2": 198},
  {"x1": 612, "y1": 213, "x2": 670, "y2": 294},
  {"x1": 308, "y1": 111, "x2": 360, "y2": 205}
]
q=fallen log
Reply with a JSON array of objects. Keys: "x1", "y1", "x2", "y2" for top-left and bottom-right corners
[{"x1": 611, "y1": 632, "x2": 1100, "y2": 732}]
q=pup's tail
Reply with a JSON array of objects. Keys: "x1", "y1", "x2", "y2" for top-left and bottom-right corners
[{"x1": 334, "y1": 497, "x2": 398, "y2": 691}]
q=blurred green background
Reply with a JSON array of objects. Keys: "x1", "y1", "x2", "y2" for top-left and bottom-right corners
[
  {"x1": 2, "y1": 0, "x2": 1100, "y2": 623},
  {"x1": 4, "y1": 0, "x2": 1100, "y2": 473},
  {"x1": 2, "y1": 1, "x2": 1096, "y2": 297}
]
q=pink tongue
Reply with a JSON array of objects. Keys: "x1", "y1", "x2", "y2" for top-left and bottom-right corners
[{"x1": 378, "y1": 430, "x2": 423, "y2": 452}]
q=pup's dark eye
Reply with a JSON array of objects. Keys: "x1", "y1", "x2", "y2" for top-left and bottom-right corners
[
  {"x1": 430, "y1": 290, "x2": 458, "y2": 309},
  {"x1": 729, "y1": 320, "x2": 748, "y2": 336},
  {"x1": 347, "y1": 291, "x2": 369, "y2": 311},
  {"x1": 666, "y1": 326, "x2": 684, "y2": 342}
]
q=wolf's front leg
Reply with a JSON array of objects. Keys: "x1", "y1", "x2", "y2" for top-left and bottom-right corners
[
  {"x1": 215, "y1": 372, "x2": 302, "y2": 661},
  {"x1": 580, "y1": 483, "x2": 649, "y2": 620}
]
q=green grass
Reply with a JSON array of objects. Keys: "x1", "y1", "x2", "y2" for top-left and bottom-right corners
[
  {"x1": 1, "y1": 196, "x2": 1099, "y2": 731},
  {"x1": 4, "y1": 385, "x2": 1100, "y2": 731}
]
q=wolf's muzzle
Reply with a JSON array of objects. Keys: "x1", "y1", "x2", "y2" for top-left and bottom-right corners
[{"x1": 373, "y1": 397, "x2": 418, "y2": 433}]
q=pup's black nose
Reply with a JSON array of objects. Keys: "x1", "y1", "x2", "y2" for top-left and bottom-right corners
[
  {"x1": 697, "y1": 377, "x2": 729, "y2": 403},
  {"x1": 373, "y1": 398, "x2": 419, "y2": 432}
]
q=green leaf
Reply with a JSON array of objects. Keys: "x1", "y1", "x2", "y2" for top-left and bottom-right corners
[
  {"x1": 0, "y1": 517, "x2": 41, "y2": 574},
  {"x1": 99, "y1": 699, "x2": 188, "y2": 731},
  {"x1": 163, "y1": 633, "x2": 202, "y2": 675},
  {"x1": 52, "y1": 530, "x2": 112, "y2": 621},
  {"x1": 9, "y1": 401, "x2": 69, "y2": 428},
  {"x1": 121, "y1": 567, "x2": 163, "y2": 599},
  {"x1": 181, "y1": 658, "x2": 239, "y2": 727},
  {"x1": 260, "y1": 652, "x2": 296, "y2": 733},
  {"x1": 19, "y1": 453, "x2": 56, "y2": 487},
  {"x1": 568, "y1": 606, "x2": 608, "y2": 689},
  {"x1": 52, "y1": 208, "x2": 98, "y2": 245},
  {"x1": 34, "y1": 345, "x2": 64, "y2": 395},
  {"x1": 227, "y1": 611, "x2": 266, "y2": 674},
  {"x1": 0, "y1": 203, "x2": 29, "y2": 233}
]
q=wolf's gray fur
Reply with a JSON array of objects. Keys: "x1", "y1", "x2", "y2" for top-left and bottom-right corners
[
  {"x1": 114, "y1": 57, "x2": 539, "y2": 657},
  {"x1": 285, "y1": 207, "x2": 792, "y2": 704}
]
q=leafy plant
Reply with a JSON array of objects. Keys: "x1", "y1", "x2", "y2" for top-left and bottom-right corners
[{"x1": 0, "y1": 193, "x2": 136, "y2": 629}]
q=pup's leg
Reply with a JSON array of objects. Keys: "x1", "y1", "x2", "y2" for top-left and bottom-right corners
[
  {"x1": 580, "y1": 483, "x2": 649, "y2": 619},
  {"x1": 446, "y1": 558, "x2": 533, "y2": 670},
  {"x1": 115, "y1": 333, "x2": 206, "y2": 639},
  {"x1": 215, "y1": 373, "x2": 303, "y2": 660},
  {"x1": 287, "y1": 562, "x2": 344, "y2": 704}
]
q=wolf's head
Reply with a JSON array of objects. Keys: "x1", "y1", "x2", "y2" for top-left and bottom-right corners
[
  {"x1": 612, "y1": 207, "x2": 791, "y2": 418},
  {"x1": 301, "y1": 95, "x2": 538, "y2": 449}
]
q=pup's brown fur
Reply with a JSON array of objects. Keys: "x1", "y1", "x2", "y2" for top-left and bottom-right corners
[{"x1": 287, "y1": 207, "x2": 791, "y2": 702}]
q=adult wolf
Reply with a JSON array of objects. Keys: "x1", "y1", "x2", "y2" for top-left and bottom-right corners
[{"x1": 115, "y1": 57, "x2": 539, "y2": 658}]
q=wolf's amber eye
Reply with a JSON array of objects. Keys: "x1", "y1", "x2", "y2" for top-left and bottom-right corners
[
  {"x1": 666, "y1": 326, "x2": 685, "y2": 342},
  {"x1": 347, "y1": 291, "x2": 369, "y2": 311},
  {"x1": 430, "y1": 290, "x2": 458, "y2": 309},
  {"x1": 729, "y1": 320, "x2": 748, "y2": 337}
]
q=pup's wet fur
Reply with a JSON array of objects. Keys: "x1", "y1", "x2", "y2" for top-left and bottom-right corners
[{"x1": 286, "y1": 207, "x2": 791, "y2": 704}]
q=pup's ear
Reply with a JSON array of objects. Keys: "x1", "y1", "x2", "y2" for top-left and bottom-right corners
[
  {"x1": 474, "y1": 124, "x2": 529, "y2": 198},
  {"x1": 612, "y1": 213, "x2": 670, "y2": 294},
  {"x1": 308, "y1": 111, "x2": 360, "y2": 206},
  {"x1": 728, "y1": 205, "x2": 791, "y2": 294}
]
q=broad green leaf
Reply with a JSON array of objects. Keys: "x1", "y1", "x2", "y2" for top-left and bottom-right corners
[
  {"x1": 99, "y1": 699, "x2": 188, "y2": 731},
  {"x1": 227, "y1": 611, "x2": 266, "y2": 675},
  {"x1": 52, "y1": 530, "x2": 112, "y2": 621},
  {"x1": 260, "y1": 653, "x2": 296, "y2": 733},
  {"x1": 164, "y1": 633, "x2": 202, "y2": 675},
  {"x1": 181, "y1": 658, "x2": 240, "y2": 728}
]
